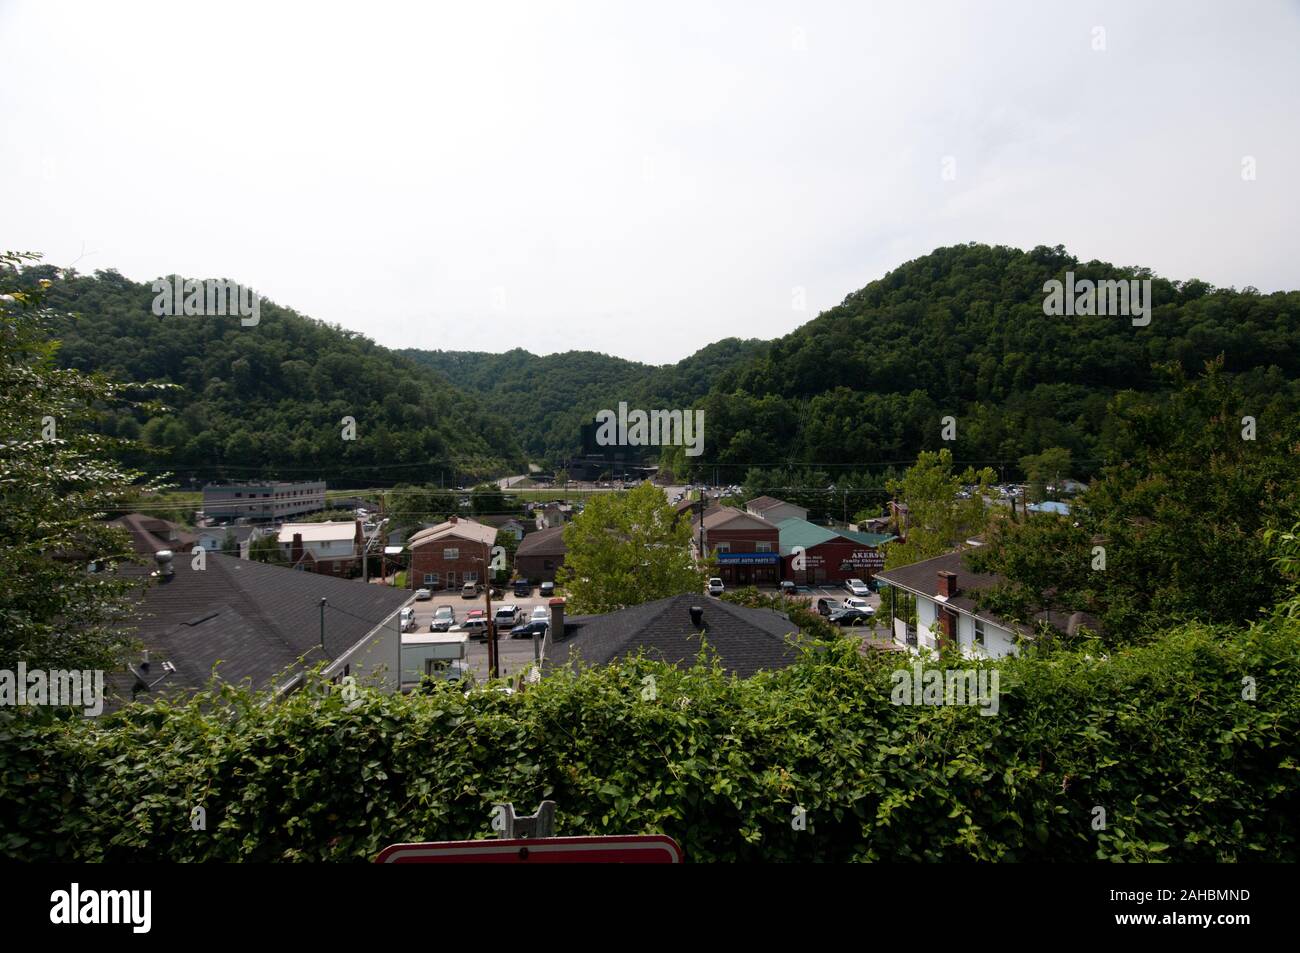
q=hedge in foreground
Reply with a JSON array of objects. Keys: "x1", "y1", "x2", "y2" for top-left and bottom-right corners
[{"x1": 1, "y1": 611, "x2": 1297, "y2": 862}]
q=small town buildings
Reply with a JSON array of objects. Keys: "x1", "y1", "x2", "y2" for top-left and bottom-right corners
[
  {"x1": 776, "y1": 518, "x2": 895, "y2": 587},
  {"x1": 109, "y1": 513, "x2": 197, "y2": 557},
  {"x1": 745, "y1": 495, "x2": 809, "y2": 524},
  {"x1": 479, "y1": 514, "x2": 528, "y2": 542},
  {"x1": 544, "y1": 593, "x2": 802, "y2": 678},
  {"x1": 202, "y1": 480, "x2": 326, "y2": 522},
  {"x1": 872, "y1": 548, "x2": 1106, "y2": 660},
  {"x1": 692, "y1": 506, "x2": 781, "y2": 587},
  {"x1": 514, "y1": 525, "x2": 566, "y2": 582},
  {"x1": 196, "y1": 524, "x2": 260, "y2": 556},
  {"x1": 277, "y1": 520, "x2": 363, "y2": 575},
  {"x1": 535, "y1": 502, "x2": 571, "y2": 530},
  {"x1": 407, "y1": 516, "x2": 498, "y2": 591},
  {"x1": 111, "y1": 550, "x2": 413, "y2": 709}
]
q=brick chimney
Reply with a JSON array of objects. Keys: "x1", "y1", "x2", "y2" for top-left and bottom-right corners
[
  {"x1": 449, "y1": 515, "x2": 458, "y2": 524},
  {"x1": 292, "y1": 532, "x2": 303, "y2": 565},
  {"x1": 937, "y1": 570, "x2": 957, "y2": 599}
]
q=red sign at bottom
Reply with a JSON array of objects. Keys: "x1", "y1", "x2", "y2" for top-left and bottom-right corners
[{"x1": 375, "y1": 834, "x2": 683, "y2": 863}]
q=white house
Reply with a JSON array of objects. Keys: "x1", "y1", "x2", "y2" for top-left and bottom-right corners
[
  {"x1": 277, "y1": 520, "x2": 362, "y2": 574},
  {"x1": 874, "y1": 549, "x2": 1026, "y2": 659}
]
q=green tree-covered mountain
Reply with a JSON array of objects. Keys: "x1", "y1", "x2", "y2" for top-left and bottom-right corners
[
  {"x1": 20, "y1": 266, "x2": 525, "y2": 485},
  {"x1": 401, "y1": 337, "x2": 768, "y2": 463},
  {"x1": 691, "y1": 243, "x2": 1300, "y2": 482}
]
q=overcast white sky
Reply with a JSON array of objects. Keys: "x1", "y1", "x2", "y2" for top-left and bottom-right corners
[{"x1": 2, "y1": 0, "x2": 1296, "y2": 364}]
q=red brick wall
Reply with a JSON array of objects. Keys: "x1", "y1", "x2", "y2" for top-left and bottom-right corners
[
  {"x1": 409, "y1": 534, "x2": 493, "y2": 590},
  {"x1": 780, "y1": 538, "x2": 885, "y2": 585}
]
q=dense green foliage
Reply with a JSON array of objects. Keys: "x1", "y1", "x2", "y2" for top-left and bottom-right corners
[
  {"x1": 556, "y1": 482, "x2": 705, "y2": 613},
  {"x1": 692, "y1": 243, "x2": 1300, "y2": 482},
  {"x1": 3, "y1": 601, "x2": 1297, "y2": 861},
  {"x1": 402, "y1": 338, "x2": 767, "y2": 464},
  {"x1": 0, "y1": 253, "x2": 154, "y2": 671},
  {"x1": 968, "y1": 363, "x2": 1300, "y2": 642},
  {"x1": 13, "y1": 265, "x2": 525, "y2": 485}
]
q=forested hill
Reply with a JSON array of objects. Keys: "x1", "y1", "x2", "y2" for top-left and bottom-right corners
[
  {"x1": 693, "y1": 243, "x2": 1300, "y2": 481},
  {"x1": 401, "y1": 337, "x2": 768, "y2": 462},
  {"x1": 26, "y1": 266, "x2": 525, "y2": 485}
]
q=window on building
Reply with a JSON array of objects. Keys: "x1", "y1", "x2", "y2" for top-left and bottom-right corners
[
  {"x1": 443, "y1": 547, "x2": 459, "y2": 560},
  {"x1": 974, "y1": 617, "x2": 985, "y2": 647},
  {"x1": 423, "y1": 573, "x2": 437, "y2": 585},
  {"x1": 425, "y1": 659, "x2": 450, "y2": 676},
  {"x1": 756, "y1": 542, "x2": 772, "y2": 553},
  {"x1": 713, "y1": 542, "x2": 730, "y2": 554}
]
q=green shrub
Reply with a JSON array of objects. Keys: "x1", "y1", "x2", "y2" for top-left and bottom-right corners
[{"x1": 1, "y1": 613, "x2": 1297, "y2": 862}]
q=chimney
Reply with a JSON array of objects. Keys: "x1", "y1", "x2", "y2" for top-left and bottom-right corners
[
  {"x1": 449, "y1": 515, "x2": 458, "y2": 524},
  {"x1": 689, "y1": 605, "x2": 704, "y2": 627},
  {"x1": 937, "y1": 570, "x2": 957, "y2": 599},
  {"x1": 292, "y1": 533, "x2": 304, "y2": 565},
  {"x1": 153, "y1": 550, "x2": 174, "y2": 579},
  {"x1": 545, "y1": 598, "x2": 565, "y2": 656}
]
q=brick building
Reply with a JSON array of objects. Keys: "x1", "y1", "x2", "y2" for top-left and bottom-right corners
[
  {"x1": 514, "y1": 525, "x2": 567, "y2": 582},
  {"x1": 776, "y1": 518, "x2": 895, "y2": 587},
  {"x1": 693, "y1": 506, "x2": 781, "y2": 587},
  {"x1": 407, "y1": 516, "x2": 498, "y2": 591}
]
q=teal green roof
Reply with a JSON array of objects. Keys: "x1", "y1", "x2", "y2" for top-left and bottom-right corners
[
  {"x1": 839, "y1": 529, "x2": 898, "y2": 547},
  {"x1": 775, "y1": 519, "x2": 897, "y2": 555}
]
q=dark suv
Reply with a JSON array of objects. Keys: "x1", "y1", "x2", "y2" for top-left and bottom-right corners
[{"x1": 513, "y1": 578, "x2": 532, "y2": 597}]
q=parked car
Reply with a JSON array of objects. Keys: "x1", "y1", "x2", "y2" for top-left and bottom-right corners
[
  {"x1": 466, "y1": 608, "x2": 485, "y2": 620},
  {"x1": 430, "y1": 605, "x2": 455, "y2": 632},
  {"x1": 460, "y1": 582, "x2": 480, "y2": 599},
  {"x1": 414, "y1": 588, "x2": 432, "y2": 601},
  {"x1": 399, "y1": 607, "x2": 417, "y2": 632},
  {"x1": 510, "y1": 620, "x2": 548, "y2": 640},
  {"x1": 844, "y1": 578, "x2": 872, "y2": 597},
  {"x1": 453, "y1": 618, "x2": 490, "y2": 641},
  {"x1": 707, "y1": 577, "x2": 724, "y2": 596},
  {"x1": 513, "y1": 578, "x2": 533, "y2": 597},
  {"x1": 779, "y1": 580, "x2": 796, "y2": 595},
  {"x1": 494, "y1": 605, "x2": 522, "y2": 629},
  {"x1": 814, "y1": 597, "x2": 842, "y2": 617},
  {"x1": 539, "y1": 581, "x2": 555, "y2": 598},
  {"x1": 829, "y1": 606, "x2": 874, "y2": 627},
  {"x1": 530, "y1": 605, "x2": 549, "y2": 623},
  {"x1": 842, "y1": 596, "x2": 873, "y2": 613}
]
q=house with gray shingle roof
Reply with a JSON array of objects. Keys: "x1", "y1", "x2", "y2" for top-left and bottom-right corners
[
  {"x1": 543, "y1": 592, "x2": 803, "y2": 678},
  {"x1": 111, "y1": 551, "x2": 413, "y2": 709}
]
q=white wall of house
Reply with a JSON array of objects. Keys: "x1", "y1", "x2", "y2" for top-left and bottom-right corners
[
  {"x1": 907, "y1": 594, "x2": 1019, "y2": 659},
  {"x1": 325, "y1": 613, "x2": 402, "y2": 692}
]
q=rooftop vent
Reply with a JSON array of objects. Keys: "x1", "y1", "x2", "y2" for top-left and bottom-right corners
[
  {"x1": 153, "y1": 550, "x2": 175, "y2": 578},
  {"x1": 689, "y1": 605, "x2": 704, "y2": 627}
]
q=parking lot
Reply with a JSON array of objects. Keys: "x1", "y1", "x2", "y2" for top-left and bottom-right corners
[
  {"x1": 405, "y1": 587, "x2": 559, "y2": 681},
  {"x1": 405, "y1": 581, "x2": 893, "y2": 682}
]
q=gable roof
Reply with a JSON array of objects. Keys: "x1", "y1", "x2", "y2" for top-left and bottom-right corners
[
  {"x1": 277, "y1": 521, "x2": 358, "y2": 544},
  {"x1": 546, "y1": 593, "x2": 801, "y2": 678},
  {"x1": 776, "y1": 518, "x2": 896, "y2": 554},
  {"x1": 114, "y1": 553, "x2": 412, "y2": 703},
  {"x1": 875, "y1": 549, "x2": 1053, "y2": 638},
  {"x1": 516, "y1": 524, "x2": 566, "y2": 557},
  {"x1": 696, "y1": 506, "x2": 777, "y2": 533},
  {"x1": 746, "y1": 495, "x2": 803, "y2": 514},
  {"x1": 407, "y1": 517, "x2": 497, "y2": 549},
  {"x1": 109, "y1": 513, "x2": 197, "y2": 556}
]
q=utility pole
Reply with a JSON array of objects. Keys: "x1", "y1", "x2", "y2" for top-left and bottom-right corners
[
  {"x1": 482, "y1": 542, "x2": 498, "y2": 679},
  {"x1": 319, "y1": 598, "x2": 327, "y2": 654}
]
